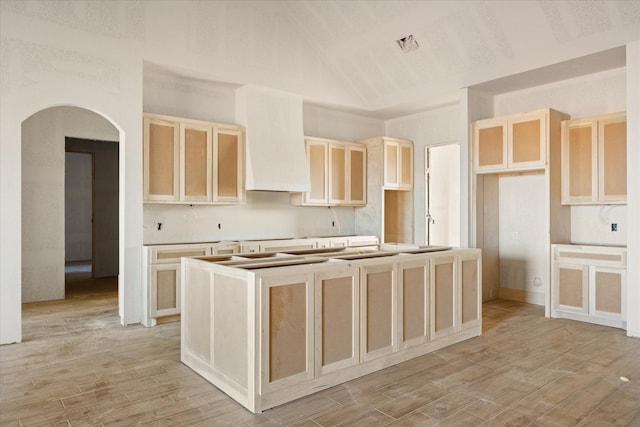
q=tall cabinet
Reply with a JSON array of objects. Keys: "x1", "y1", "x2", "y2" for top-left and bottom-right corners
[
  {"x1": 356, "y1": 137, "x2": 414, "y2": 243},
  {"x1": 472, "y1": 108, "x2": 571, "y2": 313}
]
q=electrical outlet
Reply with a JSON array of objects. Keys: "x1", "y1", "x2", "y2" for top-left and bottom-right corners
[{"x1": 611, "y1": 223, "x2": 617, "y2": 232}]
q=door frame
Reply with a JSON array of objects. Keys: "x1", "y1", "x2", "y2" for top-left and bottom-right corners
[{"x1": 425, "y1": 143, "x2": 460, "y2": 246}]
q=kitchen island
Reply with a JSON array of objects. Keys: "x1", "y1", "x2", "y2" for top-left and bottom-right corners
[{"x1": 180, "y1": 245, "x2": 481, "y2": 413}]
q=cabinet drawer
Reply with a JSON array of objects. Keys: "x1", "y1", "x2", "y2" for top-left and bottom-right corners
[
  {"x1": 151, "y1": 245, "x2": 212, "y2": 264},
  {"x1": 554, "y1": 245, "x2": 626, "y2": 267}
]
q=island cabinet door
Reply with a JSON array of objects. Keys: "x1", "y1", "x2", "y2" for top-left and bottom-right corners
[
  {"x1": 430, "y1": 254, "x2": 457, "y2": 340},
  {"x1": 260, "y1": 272, "x2": 315, "y2": 393},
  {"x1": 314, "y1": 267, "x2": 359, "y2": 376},
  {"x1": 458, "y1": 252, "x2": 482, "y2": 332},
  {"x1": 397, "y1": 259, "x2": 429, "y2": 350},
  {"x1": 360, "y1": 263, "x2": 397, "y2": 362}
]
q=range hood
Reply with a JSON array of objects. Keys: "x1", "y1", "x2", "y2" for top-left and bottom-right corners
[{"x1": 235, "y1": 85, "x2": 311, "y2": 192}]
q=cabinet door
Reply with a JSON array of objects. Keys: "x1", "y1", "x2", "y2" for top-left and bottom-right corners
[
  {"x1": 361, "y1": 263, "x2": 396, "y2": 361},
  {"x1": 384, "y1": 140, "x2": 413, "y2": 189},
  {"x1": 430, "y1": 255, "x2": 457, "y2": 340},
  {"x1": 261, "y1": 272, "x2": 315, "y2": 392},
  {"x1": 214, "y1": 128, "x2": 244, "y2": 203},
  {"x1": 473, "y1": 118, "x2": 507, "y2": 172},
  {"x1": 562, "y1": 119, "x2": 597, "y2": 204},
  {"x1": 348, "y1": 145, "x2": 366, "y2": 205},
  {"x1": 149, "y1": 264, "x2": 181, "y2": 318},
  {"x1": 329, "y1": 144, "x2": 347, "y2": 205},
  {"x1": 459, "y1": 252, "x2": 481, "y2": 331},
  {"x1": 508, "y1": 111, "x2": 545, "y2": 169},
  {"x1": 591, "y1": 266, "x2": 625, "y2": 321},
  {"x1": 398, "y1": 259, "x2": 429, "y2": 350},
  {"x1": 315, "y1": 267, "x2": 359, "y2": 376},
  {"x1": 303, "y1": 140, "x2": 328, "y2": 205},
  {"x1": 399, "y1": 142, "x2": 413, "y2": 189},
  {"x1": 598, "y1": 115, "x2": 626, "y2": 204},
  {"x1": 144, "y1": 117, "x2": 179, "y2": 201},
  {"x1": 553, "y1": 262, "x2": 589, "y2": 314},
  {"x1": 180, "y1": 123, "x2": 212, "y2": 202}
]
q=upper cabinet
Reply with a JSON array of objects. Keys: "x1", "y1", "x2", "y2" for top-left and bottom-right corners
[
  {"x1": 383, "y1": 138, "x2": 413, "y2": 189},
  {"x1": 561, "y1": 112, "x2": 626, "y2": 205},
  {"x1": 291, "y1": 137, "x2": 366, "y2": 206},
  {"x1": 144, "y1": 116, "x2": 180, "y2": 201},
  {"x1": 473, "y1": 109, "x2": 547, "y2": 173},
  {"x1": 143, "y1": 113, "x2": 245, "y2": 204}
]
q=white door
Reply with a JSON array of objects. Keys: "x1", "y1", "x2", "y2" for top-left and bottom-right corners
[{"x1": 426, "y1": 144, "x2": 460, "y2": 246}]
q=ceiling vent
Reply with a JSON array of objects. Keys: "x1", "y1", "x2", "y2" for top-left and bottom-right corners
[{"x1": 396, "y1": 35, "x2": 419, "y2": 53}]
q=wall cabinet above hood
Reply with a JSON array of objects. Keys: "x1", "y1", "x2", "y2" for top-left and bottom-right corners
[{"x1": 235, "y1": 85, "x2": 311, "y2": 192}]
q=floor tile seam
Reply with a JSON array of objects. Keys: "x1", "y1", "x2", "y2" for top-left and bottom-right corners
[{"x1": 413, "y1": 394, "x2": 475, "y2": 421}]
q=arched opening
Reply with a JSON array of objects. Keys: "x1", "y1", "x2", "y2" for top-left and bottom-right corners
[{"x1": 21, "y1": 106, "x2": 121, "y2": 337}]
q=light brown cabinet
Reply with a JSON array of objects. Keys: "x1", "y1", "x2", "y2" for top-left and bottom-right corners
[
  {"x1": 561, "y1": 112, "x2": 626, "y2": 205},
  {"x1": 143, "y1": 242, "x2": 240, "y2": 326},
  {"x1": 473, "y1": 109, "x2": 547, "y2": 173},
  {"x1": 397, "y1": 258, "x2": 429, "y2": 350},
  {"x1": 356, "y1": 136, "x2": 414, "y2": 243},
  {"x1": 144, "y1": 113, "x2": 245, "y2": 204},
  {"x1": 360, "y1": 263, "x2": 396, "y2": 362},
  {"x1": 291, "y1": 137, "x2": 366, "y2": 206},
  {"x1": 260, "y1": 271, "x2": 315, "y2": 393},
  {"x1": 383, "y1": 138, "x2": 413, "y2": 189},
  {"x1": 430, "y1": 251, "x2": 481, "y2": 339},
  {"x1": 314, "y1": 266, "x2": 359, "y2": 376},
  {"x1": 552, "y1": 244, "x2": 626, "y2": 329},
  {"x1": 144, "y1": 116, "x2": 180, "y2": 201},
  {"x1": 472, "y1": 108, "x2": 571, "y2": 310}
]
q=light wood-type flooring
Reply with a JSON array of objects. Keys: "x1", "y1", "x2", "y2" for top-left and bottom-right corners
[{"x1": 2, "y1": 272, "x2": 640, "y2": 426}]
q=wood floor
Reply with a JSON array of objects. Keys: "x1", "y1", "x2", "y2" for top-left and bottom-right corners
[{"x1": 2, "y1": 273, "x2": 640, "y2": 426}]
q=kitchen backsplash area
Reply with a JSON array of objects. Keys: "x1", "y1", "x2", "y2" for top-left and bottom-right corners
[{"x1": 143, "y1": 191, "x2": 356, "y2": 244}]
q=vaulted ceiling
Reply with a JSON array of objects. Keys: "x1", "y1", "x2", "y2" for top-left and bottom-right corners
[
  {"x1": 141, "y1": 0, "x2": 639, "y2": 118},
  {"x1": 278, "y1": 0, "x2": 638, "y2": 117}
]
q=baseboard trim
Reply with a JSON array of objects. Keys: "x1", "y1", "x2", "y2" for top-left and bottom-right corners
[{"x1": 498, "y1": 288, "x2": 545, "y2": 306}]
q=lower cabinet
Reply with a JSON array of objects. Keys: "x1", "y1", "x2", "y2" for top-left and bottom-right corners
[
  {"x1": 361, "y1": 263, "x2": 397, "y2": 361},
  {"x1": 149, "y1": 264, "x2": 181, "y2": 318},
  {"x1": 398, "y1": 259, "x2": 429, "y2": 349},
  {"x1": 143, "y1": 242, "x2": 238, "y2": 326},
  {"x1": 551, "y1": 244, "x2": 626, "y2": 329},
  {"x1": 261, "y1": 272, "x2": 315, "y2": 394},
  {"x1": 181, "y1": 248, "x2": 481, "y2": 412},
  {"x1": 315, "y1": 267, "x2": 360, "y2": 376},
  {"x1": 430, "y1": 251, "x2": 482, "y2": 340}
]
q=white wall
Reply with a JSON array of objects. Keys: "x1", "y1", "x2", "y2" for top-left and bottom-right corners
[
  {"x1": 494, "y1": 68, "x2": 627, "y2": 246},
  {"x1": 625, "y1": 41, "x2": 640, "y2": 338},
  {"x1": 498, "y1": 173, "x2": 547, "y2": 296}
]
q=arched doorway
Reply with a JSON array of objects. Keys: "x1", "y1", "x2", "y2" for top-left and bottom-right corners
[{"x1": 21, "y1": 106, "x2": 120, "y2": 310}]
